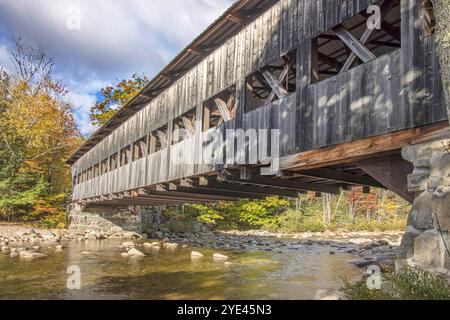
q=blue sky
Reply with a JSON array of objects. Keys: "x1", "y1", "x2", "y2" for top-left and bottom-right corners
[{"x1": 0, "y1": 0, "x2": 234, "y2": 136}]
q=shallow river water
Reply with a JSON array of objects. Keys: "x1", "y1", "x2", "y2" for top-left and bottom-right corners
[{"x1": 0, "y1": 240, "x2": 362, "y2": 300}]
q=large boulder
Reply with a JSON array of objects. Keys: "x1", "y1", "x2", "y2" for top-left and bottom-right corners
[
  {"x1": 432, "y1": 187, "x2": 450, "y2": 232},
  {"x1": 397, "y1": 227, "x2": 423, "y2": 262},
  {"x1": 413, "y1": 231, "x2": 445, "y2": 269},
  {"x1": 408, "y1": 192, "x2": 434, "y2": 230}
]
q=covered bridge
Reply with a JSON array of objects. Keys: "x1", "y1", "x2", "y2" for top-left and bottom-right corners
[{"x1": 68, "y1": 0, "x2": 449, "y2": 209}]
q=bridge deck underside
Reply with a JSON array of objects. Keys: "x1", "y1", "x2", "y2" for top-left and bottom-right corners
[{"x1": 78, "y1": 161, "x2": 385, "y2": 208}]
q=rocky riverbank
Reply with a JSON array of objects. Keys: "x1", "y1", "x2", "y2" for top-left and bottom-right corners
[
  {"x1": 0, "y1": 224, "x2": 402, "y2": 269},
  {"x1": 147, "y1": 229, "x2": 403, "y2": 269}
]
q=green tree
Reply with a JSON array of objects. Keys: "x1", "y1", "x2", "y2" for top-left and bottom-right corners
[
  {"x1": 0, "y1": 38, "x2": 81, "y2": 224},
  {"x1": 90, "y1": 74, "x2": 149, "y2": 127}
]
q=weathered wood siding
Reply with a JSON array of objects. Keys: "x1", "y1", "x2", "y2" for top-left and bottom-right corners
[{"x1": 72, "y1": 0, "x2": 447, "y2": 201}]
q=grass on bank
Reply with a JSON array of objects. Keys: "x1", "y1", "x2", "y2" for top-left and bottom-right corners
[{"x1": 343, "y1": 266, "x2": 450, "y2": 300}]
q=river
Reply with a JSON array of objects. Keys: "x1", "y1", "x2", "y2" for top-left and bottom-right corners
[{"x1": 0, "y1": 239, "x2": 362, "y2": 300}]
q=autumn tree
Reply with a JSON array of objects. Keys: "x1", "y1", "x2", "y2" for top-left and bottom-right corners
[
  {"x1": 90, "y1": 74, "x2": 149, "y2": 127},
  {"x1": 0, "y1": 38, "x2": 81, "y2": 223}
]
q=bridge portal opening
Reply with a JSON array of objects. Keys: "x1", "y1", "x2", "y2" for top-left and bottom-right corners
[
  {"x1": 311, "y1": 0, "x2": 401, "y2": 83},
  {"x1": 244, "y1": 50, "x2": 297, "y2": 113}
]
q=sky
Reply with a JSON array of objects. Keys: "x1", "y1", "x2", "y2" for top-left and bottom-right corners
[{"x1": 0, "y1": 0, "x2": 235, "y2": 136}]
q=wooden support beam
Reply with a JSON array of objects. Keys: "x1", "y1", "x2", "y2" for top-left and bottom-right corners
[
  {"x1": 224, "y1": 176, "x2": 340, "y2": 195},
  {"x1": 203, "y1": 104, "x2": 211, "y2": 132},
  {"x1": 182, "y1": 116, "x2": 196, "y2": 138},
  {"x1": 276, "y1": 170, "x2": 294, "y2": 178},
  {"x1": 295, "y1": 168, "x2": 384, "y2": 188},
  {"x1": 355, "y1": 154, "x2": 415, "y2": 203},
  {"x1": 170, "y1": 187, "x2": 265, "y2": 200},
  {"x1": 180, "y1": 178, "x2": 194, "y2": 188},
  {"x1": 226, "y1": 12, "x2": 246, "y2": 25},
  {"x1": 311, "y1": 37, "x2": 320, "y2": 83},
  {"x1": 157, "y1": 131, "x2": 168, "y2": 148},
  {"x1": 280, "y1": 122, "x2": 449, "y2": 171},
  {"x1": 240, "y1": 166, "x2": 252, "y2": 180},
  {"x1": 369, "y1": 40, "x2": 401, "y2": 48},
  {"x1": 169, "y1": 183, "x2": 178, "y2": 191},
  {"x1": 198, "y1": 176, "x2": 209, "y2": 186},
  {"x1": 187, "y1": 47, "x2": 205, "y2": 57},
  {"x1": 203, "y1": 183, "x2": 302, "y2": 198},
  {"x1": 214, "y1": 98, "x2": 232, "y2": 122},
  {"x1": 148, "y1": 133, "x2": 157, "y2": 154},
  {"x1": 333, "y1": 25, "x2": 376, "y2": 63},
  {"x1": 156, "y1": 184, "x2": 167, "y2": 192},
  {"x1": 262, "y1": 70, "x2": 288, "y2": 99},
  {"x1": 266, "y1": 65, "x2": 290, "y2": 103},
  {"x1": 318, "y1": 52, "x2": 343, "y2": 71}
]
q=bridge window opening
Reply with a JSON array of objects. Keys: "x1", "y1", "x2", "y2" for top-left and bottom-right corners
[
  {"x1": 120, "y1": 146, "x2": 131, "y2": 167},
  {"x1": 149, "y1": 125, "x2": 169, "y2": 154},
  {"x1": 101, "y1": 159, "x2": 108, "y2": 175},
  {"x1": 244, "y1": 51, "x2": 297, "y2": 113},
  {"x1": 132, "y1": 137, "x2": 148, "y2": 161},
  {"x1": 77, "y1": 173, "x2": 81, "y2": 185},
  {"x1": 109, "y1": 153, "x2": 118, "y2": 171},
  {"x1": 202, "y1": 86, "x2": 237, "y2": 131},
  {"x1": 81, "y1": 171, "x2": 87, "y2": 183},
  {"x1": 172, "y1": 108, "x2": 197, "y2": 144},
  {"x1": 311, "y1": 0, "x2": 401, "y2": 83},
  {"x1": 422, "y1": 0, "x2": 436, "y2": 37},
  {"x1": 87, "y1": 167, "x2": 93, "y2": 181},
  {"x1": 93, "y1": 164, "x2": 100, "y2": 178}
]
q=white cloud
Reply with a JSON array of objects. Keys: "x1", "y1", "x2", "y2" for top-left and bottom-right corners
[
  {"x1": 0, "y1": 44, "x2": 13, "y2": 73},
  {"x1": 0, "y1": 0, "x2": 234, "y2": 135}
]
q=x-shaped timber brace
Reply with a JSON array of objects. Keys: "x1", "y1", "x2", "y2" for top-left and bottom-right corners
[
  {"x1": 312, "y1": 0, "x2": 399, "y2": 81},
  {"x1": 247, "y1": 53, "x2": 296, "y2": 105}
]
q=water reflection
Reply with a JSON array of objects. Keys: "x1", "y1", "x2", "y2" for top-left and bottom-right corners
[{"x1": 0, "y1": 240, "x2": 361, "y2": 300}]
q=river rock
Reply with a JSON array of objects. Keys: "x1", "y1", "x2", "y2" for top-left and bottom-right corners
[
  {"x1": 349, "y1": 238, "x2": 371, "y2": 245},
  {"x1": 143, "y1": 242, "x2": 160, "y2": 248},
  {"x1": 164, "y1": 243, "x2": 179, "y2": 250},
  {"x1": 41, "y1": 232, "x2": 56, "y2": 240},
  {"x1": 10, "y1": 252, "x2": 18, "y2": 258},
  {"x1": 121, "y1": 252, "x2": 129, "y2": 258},
  {"x1": 213, "y1": 253, "x2": 229, "y2": 261},
  {"x1": 128, "y1": 248, "x2": 146, "y2": 257},
  {"x1": 351, "y1": 257, "x2": 378, "y2": 268},
  {"x1": 19, "y1": 251, "x2": 47, "y2": 260},
  {"x1": 315, "y1": 289, "x2": 344, "y2": 300},
  {"x1": 15, "y1": 230, "x2": 29, "y2": 238},
  {"x1": 55, "y1": 245, "x2": 63, "y2": 251},
  {"x1": 191, "y1": 251, "x2": 204, "y2": 259},
  {"x1": 1, "y1": 246, "x2": 10, "y2": 253},
  {"x1": 81, "y1": 251, "x2": 91, "y2": 255},
  {"x1": 32, "y1": 246, "x2": 40, "y2": 251},
  {"x1": 121, "y1": 241, "x2": 135, "y2": 248}
]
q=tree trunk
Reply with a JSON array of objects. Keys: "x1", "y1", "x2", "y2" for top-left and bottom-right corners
[{"x1": 434, "y1": 0, "x2": 450, "y2": 122}]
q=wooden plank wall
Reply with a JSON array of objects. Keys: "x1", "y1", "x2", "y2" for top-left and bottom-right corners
[{"x1": 72, "y1": 0, "x2": 447, "y2": 201}]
